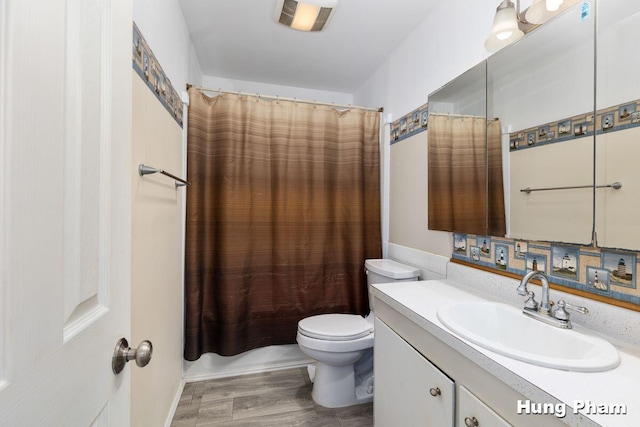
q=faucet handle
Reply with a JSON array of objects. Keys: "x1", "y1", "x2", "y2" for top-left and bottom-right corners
[
  {"x1": 553, "y1": 300, "x2": 589, "y2": 321},
  {"x1": 523, "y1": 291, "x2": 538, "y2": 310}
]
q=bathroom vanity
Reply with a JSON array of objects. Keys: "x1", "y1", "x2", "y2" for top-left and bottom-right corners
[{"x1": 372, "y1": 279, "x2": 640, "y2": 427}]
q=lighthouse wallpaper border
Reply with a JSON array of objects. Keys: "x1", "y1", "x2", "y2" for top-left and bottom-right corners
[
  {"x1": 586, "y1": 267, "x2": 610, "y2": 295},
  {"x1": 551, "y1": 245, "x2": 579, "y2": 281},
  {"x1": 451, "y1": 235, "x2": 640, "y2": 306},
  {"x1": 602, "y1": 251, "x2": 636, "y2": 289},
  {"x1": 526, "y1": 253, "x2": 547, "y2": 274}
]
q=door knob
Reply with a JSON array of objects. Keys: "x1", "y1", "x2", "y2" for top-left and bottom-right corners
[{"x1": 112, "y1": 338, "x2": 153, "y2": 374}]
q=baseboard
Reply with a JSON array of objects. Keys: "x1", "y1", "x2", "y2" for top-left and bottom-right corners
[{"x1": 164, "y1": 378, "x2": 186, "y2": 427}]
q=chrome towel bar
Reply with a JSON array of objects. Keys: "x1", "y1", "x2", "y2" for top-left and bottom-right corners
[
  {"x1": 521, "y1": 181, "x2": 621, "y2": 194},
  {"x1": 138, "y1": 164, "x2": 190, "y2": 187}
]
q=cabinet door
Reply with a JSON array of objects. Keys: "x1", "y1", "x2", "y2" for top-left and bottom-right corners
[
  {"x1": 374, "y1": 318, "x2": 454, "y2": 427},
  {"x1": 458, "y1": 385, "x2": 511, "y2": 427}
]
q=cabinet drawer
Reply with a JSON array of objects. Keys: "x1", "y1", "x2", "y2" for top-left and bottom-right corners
[{"x1": 458, "y1": 385, "x2": 511, "y2": 427}]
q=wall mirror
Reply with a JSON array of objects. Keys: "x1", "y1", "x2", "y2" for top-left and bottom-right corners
[
  {"x1": 427, "y1": 62, "x2": 500, "y2": 236},
  {"x1": 595, "y1": 0, "x2": 640, "y2": 251},
  {"x1": 488, "y1": 1, "x2": 595, "y2": 244},
  {"x1": 428, "y1": 1, "x2": 597, "y2": 245}
]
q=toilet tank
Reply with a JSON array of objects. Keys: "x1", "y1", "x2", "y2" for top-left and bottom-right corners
[{"x1": 364, "y1": 259, "x2": 420, "y2": 312}]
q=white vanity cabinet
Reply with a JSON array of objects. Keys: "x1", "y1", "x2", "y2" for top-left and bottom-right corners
[
  {"x1": 373, "y1": 297, "x2": 569, "y2": 427},
  {"x1": 374, "y1": 318, "x2": 454, "y2": 426},
  {"x1": 374, "y1": 317, "x2": 511, "y2": 427}
]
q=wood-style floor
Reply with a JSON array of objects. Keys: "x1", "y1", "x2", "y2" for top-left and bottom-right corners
[{"x1": 170, "y1": 367, "x2": 374, "y2": 427}]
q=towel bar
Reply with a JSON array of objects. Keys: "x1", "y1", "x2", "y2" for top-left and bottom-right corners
[{"x1": 138, "y1": 164, "x2": 190, "y2": 187}]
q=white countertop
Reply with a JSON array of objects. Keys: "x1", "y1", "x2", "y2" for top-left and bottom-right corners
[{"x1": 372, "y1": 279, "x2": 640, "y2": 427}]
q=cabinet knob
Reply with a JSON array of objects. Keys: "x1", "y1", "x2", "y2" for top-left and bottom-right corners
[
  {"x1": 464, "y1": 416, "x2": 479, "y2": 427},
  {"x1": 429, "y1": 387, "x2": 441, "y2": 397}
]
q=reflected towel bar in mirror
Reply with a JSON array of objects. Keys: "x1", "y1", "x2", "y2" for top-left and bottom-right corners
[
  {"x1": 521, "y1": 182, "x2": 622, "y2": 194},
  {"x1": 138, "y1": 164, "x2": 190, "y2": 187}
]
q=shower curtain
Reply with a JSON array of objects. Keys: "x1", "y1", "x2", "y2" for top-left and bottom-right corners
[
  {"x1": 487, "y1": 119, "x2": 506, "y2": 236},
  {"x1": 428, "y1": 114, "x2": 506, "y2": 236},
  {"x1": 184, "y1": 89, "x2": 382, "y2": 360}
]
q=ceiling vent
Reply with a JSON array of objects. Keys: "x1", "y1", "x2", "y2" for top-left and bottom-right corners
[{"x1": 275, "y1": 0, "x2": 338, "y2": 32}]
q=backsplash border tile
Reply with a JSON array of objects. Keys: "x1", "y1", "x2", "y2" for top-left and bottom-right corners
[{"x1": 452, "y1": 233, "x2": 640, "y2": 307}]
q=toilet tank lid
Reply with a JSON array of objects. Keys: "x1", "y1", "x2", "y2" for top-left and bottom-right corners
[{"x1": 364, "y1": 259, "x2": 420, "y2": 279}]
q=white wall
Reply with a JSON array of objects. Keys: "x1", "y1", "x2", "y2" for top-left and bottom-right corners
[
  {"x1": 133, "y1": 0, "x2": 202, "y2": 91},
  {"x1": 131, "y1": 74, "x2": 185, "y2": 427},
  {"x1": 353, "y1": 0, "x2": 496, "y2": 119}
]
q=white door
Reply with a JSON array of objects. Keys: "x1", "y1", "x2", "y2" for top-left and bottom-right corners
[{"x1": 0, "y1": 0, "x2": 133, "y2": 425}]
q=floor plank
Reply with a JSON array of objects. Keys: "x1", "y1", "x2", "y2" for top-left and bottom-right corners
[{"x1": 171, "y1": 367, "x2": 373, "y2": 427}]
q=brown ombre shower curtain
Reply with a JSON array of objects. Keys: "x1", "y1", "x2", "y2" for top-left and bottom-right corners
[
  {"x1": 487, "y1": 119, "x2": 506, "y2": 236},
  {"x1": 428, "y1": 114, "x2": 505, "y2": 236},
  {"x1": 184, "y1": 89, "x2": 382, "y2": 360}
]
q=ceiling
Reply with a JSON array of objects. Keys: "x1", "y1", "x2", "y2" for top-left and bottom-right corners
[{"x1": 178, "y1": 0, "x2": 441, "y2": 93}]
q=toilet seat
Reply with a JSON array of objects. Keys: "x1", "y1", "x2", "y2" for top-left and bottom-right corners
[{"x1": 298, "y1": 314, "x2": 372, "y2": 341}]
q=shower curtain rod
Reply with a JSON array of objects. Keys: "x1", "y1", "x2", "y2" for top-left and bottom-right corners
[{"x1": 186, "y1": 84, "x2": 383, "y2": 113}]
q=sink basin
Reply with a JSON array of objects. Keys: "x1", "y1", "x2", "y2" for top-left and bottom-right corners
[{"x1": 437, "y1": 302, "x2": 620, "y2": 372}]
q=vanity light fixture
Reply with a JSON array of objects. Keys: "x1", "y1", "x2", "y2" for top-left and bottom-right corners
[
  {"x1": 484, "y1": 0, "x2": 525, "y2": 52},
  {"x1": 485, "y1": 0, "x2": 579, "y2": 51},
  {"x1": 274, "y1": 0, "x2": 338, "y2": 32}
]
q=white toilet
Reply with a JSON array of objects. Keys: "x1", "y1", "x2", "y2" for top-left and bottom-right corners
[{"x1": 296, "y1": 259, "x2": 420, "y2": 408}]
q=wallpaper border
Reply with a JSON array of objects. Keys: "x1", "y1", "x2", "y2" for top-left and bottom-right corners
[
  {"x1": 510, "y1": 100, "x2": 640, "y2": 151},
  {"x1": 132, "y1": 22, "x2": 184, "y2": 128},
  {"x1": 453, "y1": 234, "x2": 640, "y2": 305}
]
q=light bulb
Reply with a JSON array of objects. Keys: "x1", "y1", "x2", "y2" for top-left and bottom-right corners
[{"x1": 546, "y1": 0, "x2": 563, "y2": 12}]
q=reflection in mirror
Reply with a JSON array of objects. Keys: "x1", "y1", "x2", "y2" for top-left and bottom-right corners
[
  {"x1": 428, "y1": 62, "x2": 506, "y2": 236},
  {"x1": 595, "y1": 0, "x2": 640, "y2": 250},
  {"x1": 488, "y1": 2, "x2": 595, "y2": 244}
]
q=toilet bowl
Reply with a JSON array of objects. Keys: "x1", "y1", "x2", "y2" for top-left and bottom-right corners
[
  {"x1": 297, "y1": 313, "x2": 375, "y2": 408},
  {"x1": 296, "y1": 259, "x2": 420, "y2": 408}
]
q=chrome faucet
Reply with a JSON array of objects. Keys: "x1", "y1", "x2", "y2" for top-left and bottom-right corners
[
  {"x1": 517, "y1": 270, "x2": 552, "y2": 313},
  {"x1": 517, "y1": 270, "x2": 588, "y2": 329}
]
